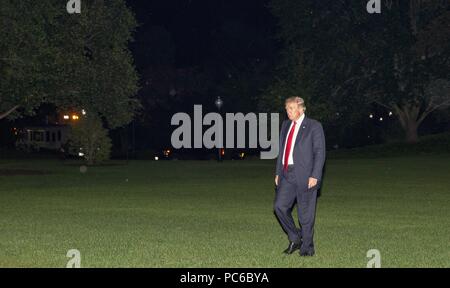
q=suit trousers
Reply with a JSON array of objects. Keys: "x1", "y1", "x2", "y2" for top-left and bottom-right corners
[{"x1": 274, "y1": 164, "x2": 318, "y2": 253}]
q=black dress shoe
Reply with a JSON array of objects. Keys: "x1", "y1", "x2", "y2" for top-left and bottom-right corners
[
  {"x1": 283, "y1": 242, "x2": 301, "y2": 254},
  {"x1": 299, "y1": 250, "x2": 315, "y2": 257}
]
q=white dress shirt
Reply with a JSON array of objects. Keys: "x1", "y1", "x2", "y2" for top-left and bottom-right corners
[{"x1": 282, "y1": 114, "x2": 305, "y2": 165}]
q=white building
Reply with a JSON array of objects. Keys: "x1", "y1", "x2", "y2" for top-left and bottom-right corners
[{"x1": 16, "y1": 124, "x2": 71, "y2": 152}]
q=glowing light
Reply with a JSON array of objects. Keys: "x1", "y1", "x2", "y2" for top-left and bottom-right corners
[
  {"x1": 72, "y1": 115, "x2": 79, "y2": 120},
  {"x1": 369, "y1": 114, "x2": 373, "y2": 118},
  {"x1": 78, "y1": 152, "x2": 84, "y2": 157},
  {"x1": 154, "y1": 156, "x2": 159, "y2": 161},
  {"x1": 63, "y1": 115, "x2": 70, "y2": 120},
  {"x1": 82, "y1": 109, "x2": 86, "y2": 115},
  {"x1": 379, "y1": 117, "x2": 383, "y2": 121},
  {"x1": 215, "y1": 96, "x2": 223, "y2": 110}
]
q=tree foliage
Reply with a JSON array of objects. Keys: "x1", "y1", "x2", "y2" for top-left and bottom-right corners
[
  {"x1": 68, "y1": 113, "x2": 112, "y2": 165},
  {"x1": 265, "y1": 0, "x2": 450, "y2": 142},
  {"x1": 0, "y1": 0, "x2": 139, "y2": 129}
]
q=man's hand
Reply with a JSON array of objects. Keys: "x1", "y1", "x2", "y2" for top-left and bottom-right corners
[
  {"x1": 275, "y1": 175, "x2": 279, "y2": 186},
  {"x1": 308, "y1": 177, "x2": 318, "y2": 189}
]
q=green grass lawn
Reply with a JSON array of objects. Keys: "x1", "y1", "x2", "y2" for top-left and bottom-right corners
[{"x1": 0, "y1": 155, "x2": 449, "y2": 267}]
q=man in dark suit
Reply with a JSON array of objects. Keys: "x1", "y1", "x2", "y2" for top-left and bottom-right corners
[{"x1": 274, "y1": 96, "x2": 326, "y2": 257}]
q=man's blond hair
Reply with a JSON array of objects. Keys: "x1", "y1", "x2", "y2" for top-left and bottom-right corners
[{"x1": 285, "y1": 96, "x2": 306, "y2": 111}]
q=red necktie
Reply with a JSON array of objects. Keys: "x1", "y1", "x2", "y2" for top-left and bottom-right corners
[{"x1": 283, "y1": 121, "x2": 296, "y2": 171}]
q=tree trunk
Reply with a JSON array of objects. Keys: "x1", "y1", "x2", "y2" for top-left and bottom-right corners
[
  {"x1": 119, "y1": 127, "x2": 128, "y2": 157},
  {"x1": 394, "y1": 103, "x2": 420, "y2": 143},
  {"x1": 404, "y1": 121, "x2": 419, "y2": 143},
  {"x1": 87, "y1": 157, "x2": 94, "y2": 166}
]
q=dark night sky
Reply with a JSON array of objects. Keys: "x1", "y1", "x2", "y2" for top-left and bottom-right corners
[
  {"x1": 121, "y1": 0, "x2": 280, "y2": 151},
  {"x1": 126, "y1": 0, "x2": 276, "y2": 67}
]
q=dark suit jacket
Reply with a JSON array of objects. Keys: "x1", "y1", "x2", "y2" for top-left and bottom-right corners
[{"x1": 275, "y1": 116, "x2": 326, "y2": 190}]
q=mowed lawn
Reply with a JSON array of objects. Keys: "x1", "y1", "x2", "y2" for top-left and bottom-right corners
[{"x1": 0, "y1": 155, "x2": 449, "y2": 268}]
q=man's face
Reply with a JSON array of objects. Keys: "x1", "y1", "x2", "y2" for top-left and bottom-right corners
[{"x1": 285, "y1": 102, "x2": 303, "y2": 121}]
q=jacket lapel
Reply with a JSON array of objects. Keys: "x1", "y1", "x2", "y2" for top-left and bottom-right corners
[
  {"x1": 280, "y1": 120, "x2": 291, "y2": 149},
  {"x1": 294, "y1": 116, "x2": 309, "y2": 148}
]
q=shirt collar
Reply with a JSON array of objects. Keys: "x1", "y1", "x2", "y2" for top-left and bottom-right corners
[{"x1": 293, "y1": 113, "x2": 305, "y2": 125}]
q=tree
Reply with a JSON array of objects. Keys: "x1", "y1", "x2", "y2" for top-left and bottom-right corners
[
  {"x1": 266, "y1": 0, "x2": 450, "y2": 143},
  {"x1": 264, "y1": 1, "x2": 373, "y2": 124},
  {"x1": 68, "y1": 114, "x2": 112, "y2": 165},
  {"x1": 0, "y1": 0, "x2": 139, "y2": 129},
  {"x1": 368, "y1": 2, "x2": 450, "y2": 142},
  {"x1": 0, "y1": 1, "x2": 56, "y2": 119}
]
